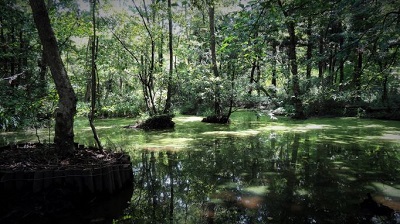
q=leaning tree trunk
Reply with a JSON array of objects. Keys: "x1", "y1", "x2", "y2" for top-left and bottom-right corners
[{"x1": 29, "y1": 0, "x2": 77, "y2": 153}]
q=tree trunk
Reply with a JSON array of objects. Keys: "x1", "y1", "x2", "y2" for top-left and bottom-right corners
[
  {"x1": 382, "y1": 73, "x2": 388, "y2": 104},
  {"x1": 256, "y1": 60, "x2": 261, "y2": 97},
  {"x1": 133, "y1": 1, "x2": 158, "y2": 116},
  {"x1": 277, "y1": 0, "x2": 304, "y2": 119},
  {"x1": 209, "y1": 3, "x2": 221, "y2": 116},
  {"x1": 89, "y1": 0, "x2": 102, "y2": 150},
  {"x1": 271, "y1": 41, "x2": 277, "y2": 88},
  {"x1": 0, "y1": 16, "x2": 4, "y2": 74},
  {"x1": 338, "y1": 39, "x2": 345, "y2": 90},
  {"x1": 353, "y1": 48, "x2": 363, "y2": 102},
  {"x1": 287, "y1": 21, "x2": 304, "y2": 119},
  {"x1": 318, "y1": 30, "x2": 324, "y2": 83},
  {"x1": 248, "y1": 60, "x2": 257, "y2": 96},
  {"x1": 84, "y1": 38, "x2": 91, "y2": 102},
  {"x1": 18, "y1": 29, "x2": 25, "y2": 74},
  {"x1": 149, "y1": 43, "x2": 157, "y2": 115},
  {"x1": 227, "y1": 61, "x2": 235, "y2": 118},
  {"x1": 328, "y1": 49, "x2": 336, "y2": 86},
  {"x1": 10, "y1": 26, "x2": 16, "y2": 81},
  {"x1": 38, "y1": 50, "x2": 48, "y2": 97},
  {"x1": 306, "y1": 17, "x2": 312, "y2": 90},
  {"x1": 164, "y1": 0, "x2": 173, "y2": 114},
  {"x1": 29, "y1": 0, "x2": 77, "y2": 153}
]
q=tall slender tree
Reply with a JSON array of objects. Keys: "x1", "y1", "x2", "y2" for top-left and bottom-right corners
[
  {"x1": 208, "y1": 0, "x2": 222, "y2": 117},
  {"x1": 163, "y1": 0, "x2": 174, "y2": 114},
  {"x1": 89, "y1": 0, "x2": 102, "y2": 150},
  {"x1": 277, "y1": 0, "x2": 304, "y2": 119}
]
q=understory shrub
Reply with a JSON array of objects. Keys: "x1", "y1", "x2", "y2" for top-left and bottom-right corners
[{"x1": 302, "y1": 87, "x2": 351, "y2": 117}]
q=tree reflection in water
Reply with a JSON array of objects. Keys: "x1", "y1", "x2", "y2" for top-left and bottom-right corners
[{"x1": 116, "y1": 131, "x2": 400, "y2": 224}]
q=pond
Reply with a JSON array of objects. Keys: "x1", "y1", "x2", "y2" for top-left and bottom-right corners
[{"x1": 1, "y1": 111, "x2": 400, "y2": 223}]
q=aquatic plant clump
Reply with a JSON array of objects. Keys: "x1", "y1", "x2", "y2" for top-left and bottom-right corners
[
  {"x1": 136, "y1": 114, "x2": 175, "y2": 130},
  {"x1": 201, "y1": 115, "x2": 230, "y2": 124}
]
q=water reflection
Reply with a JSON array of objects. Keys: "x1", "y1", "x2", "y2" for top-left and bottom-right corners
[
  {"x1": 119, "y1": 131, "x2": 400, "y2": 224},
  {"x1": 2, "y1": 116, "x2": 400, "y2": 223}
]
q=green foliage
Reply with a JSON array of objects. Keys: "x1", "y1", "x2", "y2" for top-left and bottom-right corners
[
  {"x1": 76, "y1": 92, "x2": 144, "y2": 118},
  {"x1": 0, "y1": 83, "x2": 56, "y2": 130},
  {"x1": 302, "y1": 86, "x2": 352, "y2": 117},
  {"x1": 0, "y1": 1, "x2": 53, "y2": 130},
  {"x1": 2, "y1": 0, "x2": 400, "y2": 131}
]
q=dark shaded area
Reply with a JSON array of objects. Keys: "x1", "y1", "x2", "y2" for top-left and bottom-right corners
[
  {"x1": 201, "y1": 115, "x2": 230, "y2": 124},
  {"x1": 363, "y1": 108, "x2": 400, "y2": 121},
  {"x1": 0, "y1": 143, "x2": 134, "y2": 223},
  {"x1": 0, "y1": 182, "x2": 133, "y2": 224},
  {"x1": 129, "y1": 114, "x2": 175, "y2": 130},
  {"x1": 361, "y1": 193, "x2": 395, "y2": 217},
  {"x1": 0, "y1": 143, "x2": 130, "y2": 171},
  {"x1": 305, "y1": 101, "x2": 400, "y2": 121}
]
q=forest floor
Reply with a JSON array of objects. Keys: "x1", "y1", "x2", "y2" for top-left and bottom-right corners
[{"x1": 0, "y1": 143, "x2": 128, "y2": 171}]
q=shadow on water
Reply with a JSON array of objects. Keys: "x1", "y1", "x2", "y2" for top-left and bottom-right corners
[{"x1": 1, "y1": 113, "x2": 400, "y2": 223}]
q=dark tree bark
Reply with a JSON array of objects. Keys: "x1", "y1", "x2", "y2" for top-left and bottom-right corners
[
  {"x1": 163, "y1": 0, "x2": 173, "y2": 114},
  {"x1": 327, "y1": 48, "x2": 336, "y2": 85},
  {"x1": 248, "y1": 60, "x2": 257, "y2": 96},
  {"x1": 318, "y1": 30, "x2": 324, "y2": 82},
  {"x1": 287, "y1": 22, "x2": 304, "y2": 118},
  {"x1": 305, "y1": 16, "x2": 312, "y2": 90},
  {"x1": 353, "y1": 48, "x2": 363, "y2": 102},
  {"x1": 271, "y1": 41, "x2": 278, "y2": 88},
  {"x1": 248, "y1": 28, "x2": 261, "y2": 97},
  {"x1": 247, "y1": 57, "x2": 261, "y2": 97},
  {"x1": 208, "y1": 2, "x2": 221, "y2": 116},
  {"x1": 380, "y1": 60, "x2": 388, "y2": 104},
  {"x1": 0, "y1": 16, "x2": 4, "y2": 74},
  {"x1": 89, "y1": 0, "x2": 102, "y2": 150},
  {"x1": 29, "y1": 0, "x2": 77, "y2": 153},
  {"x1": 338, "y1": 33, "x2": 345, "y2": 89},
  {"x1": 10, "y1": 26, "x2": 15, "y2": 80},
  {"x1": 255, "y1": 60, "x2": 261, "y2": 96}
]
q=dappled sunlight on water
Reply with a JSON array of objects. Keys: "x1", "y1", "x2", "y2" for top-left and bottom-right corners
[
  {"x1": 202, "y1": 129, "x2": 261, "y2": 137},
  {"x1": 173, "y1": 115, "x2": 203, "y2": 123},
  {"x1": 379, "y1": 132, "x2": 400, "y2": 141}
]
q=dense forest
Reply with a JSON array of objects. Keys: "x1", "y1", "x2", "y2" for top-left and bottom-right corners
[{"x1": 1, "y1": 0, "x2": 400, "y2": 131}]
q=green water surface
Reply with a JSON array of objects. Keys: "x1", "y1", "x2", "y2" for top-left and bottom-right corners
[{"x1": 1, "y1": 111, "x2": 400, "y2": 223}]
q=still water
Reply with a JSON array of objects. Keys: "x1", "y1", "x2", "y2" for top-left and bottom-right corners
[{"x1": 1, "y1": 112, "x2": 400, "y2": 223}]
